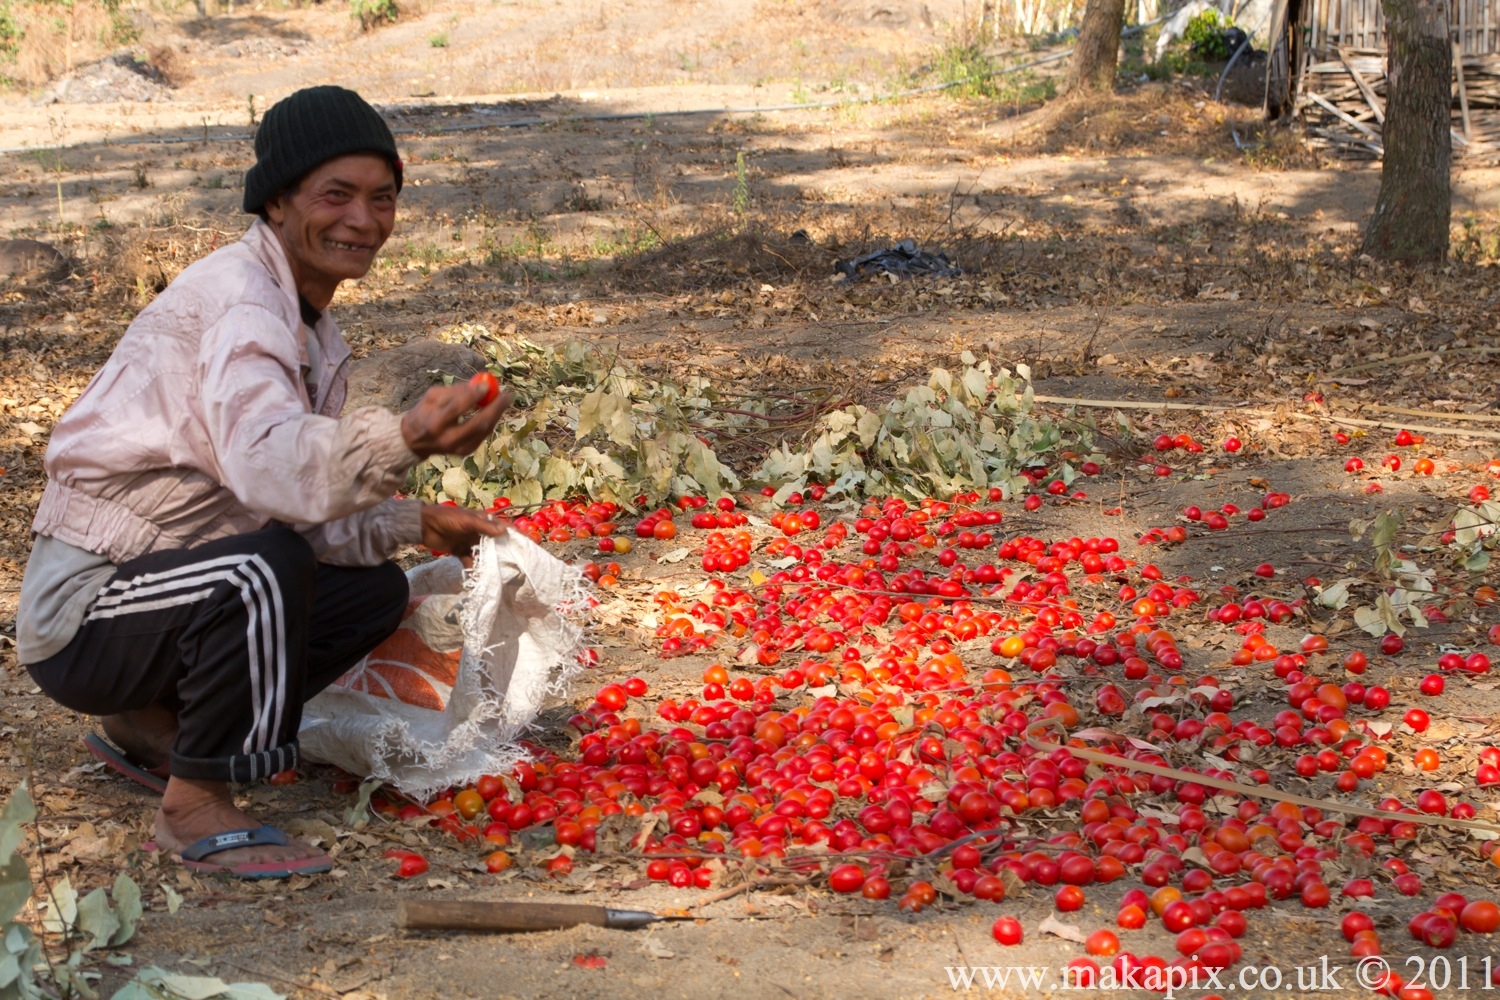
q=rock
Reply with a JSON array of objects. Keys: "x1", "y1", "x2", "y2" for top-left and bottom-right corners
[
  {"x1": 39, "y1": 52, "x2": 173, "y2": 105},
  {"x1": 0, "y1": 239, "x2": 71, "y2": 286},
  {"x1": 343, "y1": 340, "x2": 487, "y2": 414}
]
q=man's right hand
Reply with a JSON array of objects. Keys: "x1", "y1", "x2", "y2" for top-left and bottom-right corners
[{"x1": 401, "y1": 379, "x2": 512, "y2": 459}]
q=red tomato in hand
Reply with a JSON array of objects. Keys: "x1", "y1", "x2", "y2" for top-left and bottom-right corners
[{"x1": 470, "y1": 371, "x2": 500, "y2": 406}]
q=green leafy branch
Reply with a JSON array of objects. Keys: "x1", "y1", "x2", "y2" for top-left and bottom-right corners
[
  {"x1": 408, "y1": 331, "x2": 1093, "y2": 511},
  {"x1": 1, "y1": 780, "x2": 142, "y2": 1000},
  {"x1": 756, "y1": 354, "x2": 1084, "y2": 502},
  {"x1": 1346, "y1": 499, "x2": 1500, "y2": 636},
  {"x1": 1448, "y1": 499, "x2": 1500, "y2": 575},
  {"x1": 0, "y1": 782, "x2": 280, "y2": 1000},
  {"x1": 0, "y1": 782, "x2": 44, "y2": 999},
  {"x1": 408, "y1": 332, "x2": 754, "y2": 510}
]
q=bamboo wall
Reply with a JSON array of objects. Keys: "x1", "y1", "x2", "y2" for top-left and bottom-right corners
[
  {"x1": 1302, "y1": 0, "x2": 1500, "y2": 55},
  {"x1": 1286, "y1": 0, "x2": 1500, "y2": 159}
]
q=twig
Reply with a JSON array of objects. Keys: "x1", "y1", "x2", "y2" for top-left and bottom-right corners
[
  {"x1": 741, "y1": 577, "x2": 1111, "y2": 614},
  {"x1": 951, "y1": 925, "x2": 970, "y2": 970},
  {"x1": 23, "y1": 763, "x2": 65, "y2": 987},
  {"x1": 1025, "y1": 393, "x2": 1500, "y2": 441},
  {"x1": 1307, "y1": 411, "x2": 1500, "y2": 442},
  {"x1": 1027, "y1": 717, "x2": 1500, "y2": 836},
  {"x1": 715, "y1": 400, "x2": 847, "y2": 424},
  {"x1": 219, "y1": 961, "x2": 343, "y2": 1000},
  {"x1": 1031, "y1": 393, "x2": 1248, "y2": 412},
  {"x1": 1330, "y1": 346, "x2": 1500, "y2": 376},
  {"x1": 690, "y1": 874, "x2": 811, "y2": 909},
  {"x1": 1362, "y1": 403, "x2": 1500, "y2": 424},
  {"x1": 1183, "y1": 521, "x2": 1353, "y2": 538},
  {"x1": 922, "y1": 826, "x2": 1012, "y2": 859}
]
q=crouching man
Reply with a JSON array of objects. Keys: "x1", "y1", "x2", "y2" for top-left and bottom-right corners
[{"x1": 16, "y1": 86, "x2": 507, "y2": 879}]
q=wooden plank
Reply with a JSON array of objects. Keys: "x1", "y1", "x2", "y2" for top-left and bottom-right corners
[
  {"x1": 1339, "y1": 45, "x2": 1388, "y2": 121},
  {"x1": 1308, "y1": 90, "x2": 1385, "y2": 141},
  {"x1": 1458, "y1": 40, "x2": 1475, "y2": 138},
  {"x1": 1308, "y1": 126, "x2": 1384, "y2": 155},
  {"x1": 1295, "y1": 6, "x2": 1316, "y2": 105}
]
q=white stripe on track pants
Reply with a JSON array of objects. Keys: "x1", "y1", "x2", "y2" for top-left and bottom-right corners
[{"x1": 27, "y1": 525, "x2": 408, "y2": 784}]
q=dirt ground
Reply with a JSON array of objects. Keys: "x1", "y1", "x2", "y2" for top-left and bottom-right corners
[{"x1": 4, "y1": 2, "x2": 1500, "y2": 998}]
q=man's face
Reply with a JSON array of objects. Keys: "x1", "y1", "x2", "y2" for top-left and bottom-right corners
[{"x1": 264, "y1": 153, "x2": 397, "y2": 290}]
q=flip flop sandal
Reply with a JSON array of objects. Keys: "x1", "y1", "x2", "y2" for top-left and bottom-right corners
[
  {"x1": 84, "y1": 732, "x2": 169, "y2": 794},
  {"x1": 153, "y1": 826, "x2": 333, "y2": 880}
]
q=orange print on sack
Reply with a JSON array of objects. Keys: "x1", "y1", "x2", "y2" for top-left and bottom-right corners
[{"x1": 335, "y1": 597, "x2": 462, "y2": 711}]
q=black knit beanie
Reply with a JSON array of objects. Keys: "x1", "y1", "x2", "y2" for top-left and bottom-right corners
[{"x1": 243, "y1": 86, "x2": 403, "y2": 214}]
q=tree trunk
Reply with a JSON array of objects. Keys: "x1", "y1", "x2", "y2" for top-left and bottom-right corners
[
  {"x1": 1067, "y1": 0, "x2": 1128, "y2": 93},
  {"x1": 1362, "y1": 0, "x2": 1451, "y2": 262}
]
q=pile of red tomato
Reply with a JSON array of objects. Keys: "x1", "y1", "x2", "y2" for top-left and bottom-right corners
[{"x1": 381, "y1": 446, "x2": 1500, "y2": 999}]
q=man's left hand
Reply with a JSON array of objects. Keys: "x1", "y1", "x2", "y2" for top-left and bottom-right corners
[{"x1": 421, "y1": 503, "x2": 506, "y2": 558}]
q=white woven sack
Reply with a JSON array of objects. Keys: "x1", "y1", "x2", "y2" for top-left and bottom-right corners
[{"x1": 298, "y1": 531, "x2": 588, "y2": 801}]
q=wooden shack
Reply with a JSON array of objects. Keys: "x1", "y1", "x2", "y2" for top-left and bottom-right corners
[{"x1": 1263, "y1": 0, "x2": 1500, "y2": 158}]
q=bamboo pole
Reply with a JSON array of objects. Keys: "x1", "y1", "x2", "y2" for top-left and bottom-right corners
[{"x1": 1457, "y1": 40, "x2": 1475, "y2": 138}]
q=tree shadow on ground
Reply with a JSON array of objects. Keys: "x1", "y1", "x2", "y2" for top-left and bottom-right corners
[
  {"x1": 2, "y1": 90, "x2": 1495, "y2": 381},
  {"x1": 176, "y1": 13, "x2": 313, "y2": 44}
]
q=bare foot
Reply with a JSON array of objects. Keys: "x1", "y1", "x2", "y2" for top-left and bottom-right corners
[
  {"x1": 154, "y1": 776, "x2": 326, "y2": 869},
  {"x1": 101, "y1": 705, "x2": 178, "y2": 767}
]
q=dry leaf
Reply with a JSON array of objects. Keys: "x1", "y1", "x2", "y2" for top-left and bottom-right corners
[{"x1": 1038, "y1": 915, "x2": 1086, "y2": 943}]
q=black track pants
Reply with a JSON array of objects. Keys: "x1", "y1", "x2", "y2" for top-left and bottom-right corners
[{"x1": 26, "y1": 525, "x2": 408, "y2": 783}]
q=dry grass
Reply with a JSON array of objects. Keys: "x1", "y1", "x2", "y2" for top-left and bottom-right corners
[
  {"x1": 996, "y1": 83, "x2": 1320, "y2": 167},
  {"x1": 0, "y1": 0, "x2": 144, "y2": 88}
]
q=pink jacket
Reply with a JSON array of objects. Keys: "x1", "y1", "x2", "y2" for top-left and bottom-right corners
[{"x1": 33, "y1": 218, "x2": 422, "y2": 565}]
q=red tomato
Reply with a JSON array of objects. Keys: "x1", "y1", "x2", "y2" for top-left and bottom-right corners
[
  {"x1": 992, "y1": 916, "x2": 1023, "y2": 945},
  {"x1": 1085, "y1": 929, "x2": 1120, "y2": 957},
  {"x1": 828, "y1": 864, "x2": 865, "y2": 894},
  {"x1": 470, "y1": 371, "x2": 501, "y2": 406},
  {"x1": 972, "y1": 876, "x2": 1007, "y2": 902},
  {"x1": 1055, "y1": 885, "x2": 1086, "y2": 912},
  {"x1": 453, "y1": 789, "x2": 485, "y2": 820},
  {"x1": 1161, "y1": 900, "x2": 1197, "y2": 932},
  {"x1": 1461, "y1": 900, "x2": 1500, "y2": 934}
]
